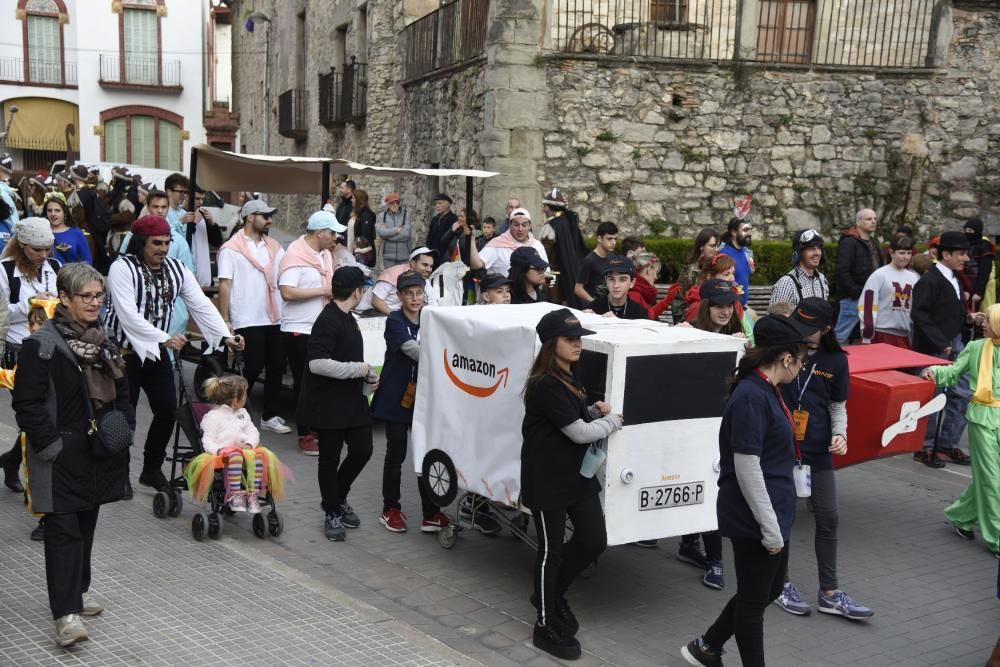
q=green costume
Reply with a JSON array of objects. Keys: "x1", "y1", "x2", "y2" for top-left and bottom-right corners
[{"x1": 930, "y1": 338, "x2": 1000, "y2": 555}]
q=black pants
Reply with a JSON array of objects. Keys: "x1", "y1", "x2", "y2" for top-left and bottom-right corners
[
  {"x1": 531, "y1": 494, "x2": 607, "y2": 627},
  {"x1": 703, "y1": 538, "x2": 790, "y2": 667},
  {"x1": 125, "y1": 353, "x2": 176, "y2": 470},
  {"x1": 316, "y1": 426, "x2": 373, "y2": 515},
  {"x1": 237, "y1": 325, "x2": 284, "y2": 420},
  {"x1": 382, "y1": 421, "x2": 438, "y2": 520},
  {"x1": 682, "y1": 530, "x2": 723, "y2": 562},
  {"x1": 283, "y1": 332, "x2": 310, "y2": 436},
  {"x1": 44, "y1": 507, "x2": 100, "y2": 619},
  {"x1": 790, "y1": 469, "x2": 839, "y2": 591},
  {"x1": 0, "y1": 435, "x2": 21, "y2": 470}
]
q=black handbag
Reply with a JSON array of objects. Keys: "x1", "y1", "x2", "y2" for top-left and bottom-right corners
[{"x1": 78, "y1": 372, "x2": 132, "y2": 458}]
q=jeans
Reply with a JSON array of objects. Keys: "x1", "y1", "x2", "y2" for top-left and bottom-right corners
[
  {"x1": 237, "y1": 325, "x2": 285, "y2": 421},
  {"x1": 382, "y1": 421, "x2": 439, "y2": 520},
  {"x1": 786, "y1": 469, "x2": 839, "y2": 591},
  {"x1": 924, "y1": 335, "x2": 971, "y2": 451},
  {"x1": 530, "y1": 494, "x2": 607, "y2": 627},
  {"x1": 44, "y1": 507, "x2": 100, "y2": 619},
  {"x1": 835, "y1": 297, "x2": 860, "y2": 344},
  {"x1": 703, "y1": 538, "x2": 789, "y2": 667},
  {"x1": 283, "y1": 332, "x2": 310, "y2": 436},
  {"x1": 316, "y1": 426, "x2": 373, "y2": 515},
  {"x1": 125, "y1": 353, "x2": 176, "y2": 470}
]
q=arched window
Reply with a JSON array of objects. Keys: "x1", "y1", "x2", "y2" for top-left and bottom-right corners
[
  {"x1": 17, "y1": 0, "x2": 68, "y2": 85},
  {"x1": 101, "y1": 106, "x2": 183, "y2": 170}
]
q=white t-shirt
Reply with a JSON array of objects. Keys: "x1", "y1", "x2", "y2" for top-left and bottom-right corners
[
  {"x1": 371, "y1": 278, "x2": 438, "y2": 312},
  {"x1": 217, "y1": 240, "x2": 286, "y2": 331},
  {"x1": 478, "y1": 238, "x2": 549, "y2": 277},
  {"x1": 279, "y1": 265, "x2": 326, "y2": 335}
]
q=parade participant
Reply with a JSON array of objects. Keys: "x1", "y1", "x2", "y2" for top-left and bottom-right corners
[
  {"x1": 369, "y1": 247, "x2": 438, "y2": 315},
  {"x1": 682, "y1": 255, "x2": 755, "y2": 341},
  {"x1": 299, "y1": 266, "x2": 378, "y2": 543},
  {"x1": 508, "y1": 246, "x2": 549, "y2": 305},
  {"x1": 859, "y1": 236, "x2": 917, "y2": 348},
  {"x1": 425, "y1": 194, "x2": 457, "y2": 266},
  {"x1": 774, "y1": 299, "x2": 874, "y2": 620},
  {"x1": 373, "y1": 270, "x2": 449, "y2": 534},
  {"x1": 619, "y1": 236, "x2": 646, "y2": 258},
  {"x1": 479, "y1": 272, "x2": 511, "y2": 304},
  {"x1": 278, "y1": 210, "x2": 343, "y2": 455},
  {"x1": 350, "y1": 189, "x2": 376, "y2": 262},
  {"x1": 468, "y1": 207, "x2": 548, "y2": 277},
  {"x1": 769, "y1": 229, "x2": 829, "y2": 307},
  {"x1": 375, "y1": 193, "x2": 411, "y2": 267},
  {"x1": 587, "y1": 256, "x2": 649, "y2": 320},
  {"x1": 921, "y1": 303, "x2": 1000, "y2": 559},
  {"x1": 719, "y1": 218, "x2": 754, "y2": 307},
  {"x1": 66, "y1": 165, "x2": 111, "y2": 274},
  {"x1": 911, "y1": 231, "x2": 973, "y2": 468},
  {"x1": 498, "y1": 198, "x2": 521, "y2": 234},
  {"x1": 218, "y1": 200, "x2": 288, "y2": 434},
  {"x1": 13, "y1": 262, "x2": 133, "y2": 648},
  {"x1": 522, "y1": 308, "x2": 623, "y2": 660},
  {"x1": 0, "y1": 218, "x2": 60, "y2": 367},
  {"x1": 45, "y1": 192, "x2": 91, "y2": 265},
  {"x1": 834, "y1": 209, "x2": 883, "y2": 344},
  {"x1": 334, "y1": 179, "x2": 356, "y2": 227},
  {"x1": 574, "y1": 222, "x2": 618, "y2": 307},
  {"x1": 436, "y1": 207, "x2": 479, "y2": 266},
  {"x1": 538, "y1": 187, "x2": 588, "y2": 308},
  {"x1": 0, "y1": 155, "x2": 19, "y2": 252},
  {"x1": 185, "y1": 375, "x2": 287, "y2": 514},
  {"x1": 163, "y1": 173, "x2": 189, "y2": 235},
  {"x1": 692, "y1": 279, "x2": 745, "y2": 337},
  {"x1": 680, "y1": 228, "x2": 721, "y2": 293},
  {"x1": 180, "y1": 188, "x2": 224, "y2": 288},
  {"x1": 681, "y1": 315, "x2": 809, "y2": 667},
  {"x1": 104, "y1": 215, "x2": 242, "y2": 493},
  {"x1": 962, "y1": 218, "x2": 996, "y2": 313}
]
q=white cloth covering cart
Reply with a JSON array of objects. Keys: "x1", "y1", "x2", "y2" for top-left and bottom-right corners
[{"x1": 411, "y1": 303, "x2": 746, "y2": 548}]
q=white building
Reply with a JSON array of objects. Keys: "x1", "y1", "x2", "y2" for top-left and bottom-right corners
[{"x1": 0, "y1": 0, "x2": 236, "y2": 176}]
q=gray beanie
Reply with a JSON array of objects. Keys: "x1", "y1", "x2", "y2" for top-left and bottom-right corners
[{"x1": 13, "y1": 217, "x2": 55, "y2": 247}]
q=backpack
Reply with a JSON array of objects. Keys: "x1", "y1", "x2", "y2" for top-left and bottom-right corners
[{"x1": 2, "y1": 258, "x2": 61, "y2": 303}]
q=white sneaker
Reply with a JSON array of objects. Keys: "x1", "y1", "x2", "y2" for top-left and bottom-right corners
[
  {"x1": 246, "y1": 493, "x2": 261, "y2": 514},
  {"x1": 260, "y1": 416, "x2": 292, "y2": 434},
  {"x1": 54, "y1": 614, "x2": 88, "y2": 647},
  {"x1": 229, "y1": 493, "x2": 247, "y2": 512}
]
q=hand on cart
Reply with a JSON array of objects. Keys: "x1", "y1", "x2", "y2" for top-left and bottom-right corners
[{"x1": 164, "y1": 334, "x2": 188, "y2": 351}]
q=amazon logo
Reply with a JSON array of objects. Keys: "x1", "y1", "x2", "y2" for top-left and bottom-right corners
[{"x1": 443, "y1": 349, "x2": 510, "y2": 398}]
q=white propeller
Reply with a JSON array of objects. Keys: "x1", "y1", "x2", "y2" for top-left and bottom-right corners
[{"x1": 881, "y1": 393, "x2": 947, "y2": 448}]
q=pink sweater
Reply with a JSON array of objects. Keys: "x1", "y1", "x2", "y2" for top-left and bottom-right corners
[{"x1": 199, "y1": 405, "x2": 260, "y2": 455}]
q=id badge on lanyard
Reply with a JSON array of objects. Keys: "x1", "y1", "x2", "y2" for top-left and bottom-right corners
[{"x1": 792, "y1": 363, "x2": 817, "y2": 498}]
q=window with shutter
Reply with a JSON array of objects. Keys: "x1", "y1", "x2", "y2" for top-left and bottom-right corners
[
  {"x1": 102, "y1": 109, "x2": 182, "y2": 169},
  {"x1": 158, "y1": 120, "x2": 180, "y2": 171},
  {"x1": 104, "y1": 118, "x2": 127, "y2": 164},
  {"x1": 130, "y1": 116, "x2": 156, "y2": 168},
  {"x1": 651, "y1": 0, "x2": 688, "y2": 24},
  {"x1": 124, "y1": 8, "x2": 158, "y2": 84},
  {"x1": 756, "y1": 0, "x2": 815, "y2": 64},
  {"x1": 27, "y1": 15, "x2": 60, "y2": 83}
]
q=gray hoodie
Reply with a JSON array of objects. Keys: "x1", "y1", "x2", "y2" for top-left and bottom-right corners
[{"x1": 375, "y1": 208, "x2": 412, "y2": 265}]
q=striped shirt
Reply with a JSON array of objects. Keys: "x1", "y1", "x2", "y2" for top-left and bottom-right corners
[{"x1": 769, "y1": 265, "x2": 829, "y2": 308}]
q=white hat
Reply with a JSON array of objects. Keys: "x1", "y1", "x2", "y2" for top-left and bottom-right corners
[
  {"x1": 409, "y1": 246, "x2": 437, "y2": 260},
  {"x1": 510, "y1": 207, "x2": 531, "y2": 221},
  {"x1": 13, "y1": 217, "x2": 54, "y2": 247},
  {"x1": 307, "y1": 210, "x2": 347, "y2": 233}
]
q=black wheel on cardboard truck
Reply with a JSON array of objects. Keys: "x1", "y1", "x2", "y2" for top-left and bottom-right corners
[{"x1": 422, "y1": 449, "x2": 458, "y2": 507}]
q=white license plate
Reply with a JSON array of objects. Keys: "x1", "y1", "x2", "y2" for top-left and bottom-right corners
[{"x1": 638, "y1": 482, "x2": 705, "y2": 511}]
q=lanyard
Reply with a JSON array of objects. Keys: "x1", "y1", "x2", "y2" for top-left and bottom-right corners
[
  {"x1": 794, "y1": 362, "x2": 816, "y2": 410},
  {"x1": 755, "y1": 369, "x2": 801, "y2": 462}
]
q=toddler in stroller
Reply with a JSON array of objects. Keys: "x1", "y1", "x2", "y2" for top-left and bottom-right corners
[{"x1": 183, "y1": 375, "x2": 287, "y2": 514}]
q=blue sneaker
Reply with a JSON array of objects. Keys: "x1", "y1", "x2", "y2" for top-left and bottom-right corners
[
  {"x1": 818, "y1": 590, "x2": 874, "y2": 620},
  {"x1": 702, "y1": 560, "x2": 725, "y2": 590},
  {"x1": 773, "y1": 581, "x2": 811, "y2": 616}
]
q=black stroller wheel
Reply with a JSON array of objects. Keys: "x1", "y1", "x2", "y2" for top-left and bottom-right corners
[
  {"x1": 207, "y1": 512, "x2": 223, "y2": 539},
  {"x1": 192, "y1": 512, "x2": 207, "y2": 541},
  {"x1": 252, "y1": 513, "x2": 266, "y2": 539},
  {"x1": 267, "y1": 511, "x2": 283, "y2": 537},
  {"x1": 167, "y1": 490, "x2": 183, "y2": 517},
  {"x1": 421, "y1": 449, "x2": 458, "y2": 507},
  {"x1": 152, "y1": 491, "x2": 168, "y2": 518}
]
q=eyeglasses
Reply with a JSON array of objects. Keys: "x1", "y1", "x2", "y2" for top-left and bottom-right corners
[{"x1": 75, "y1": 292, "x2": 105, "y2": 304}]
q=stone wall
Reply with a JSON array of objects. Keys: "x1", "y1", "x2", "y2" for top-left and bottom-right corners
[{"x1": 540, "y1": 5, "x2": 1000, "y2": 239}]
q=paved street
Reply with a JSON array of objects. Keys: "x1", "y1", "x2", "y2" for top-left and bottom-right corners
[{"x1": 1, "y1": 366, "x2": 998, "y2": 666}]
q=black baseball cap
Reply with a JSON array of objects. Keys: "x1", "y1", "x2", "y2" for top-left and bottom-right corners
[
  {"x1": 699, "y1": 278, "x2": 739, "y2": 305},
  {"x1": 536, "y1": 308, "x2": 596, "y2": 344},
  {"x1": 510, "y1": 246, "x2": 549, "y2": 270},
  {"x1": 602, "y1": 255, "x2": 634, "y2": 276},
  {"x1": 332, "y1": 266, "x2": 365, "y2": 289},
  {"x1": 433, "y1": 193, "x2": 453, "y2": 204},
  {"x1": 938, "y1": 230, "x2": 971, "y2": 251},
  {"x1": 396, "y1": 269, "x2": 425, "y2": 291},
  {"x1": 791, "y1": 297, "x2": 834, "y2": 333},
  {"x1": 753, "y1": 315, "x2": 810, "y2": 347},
  {"x1": 481, "y1": 272, "x2": 512, "y2": 290}
]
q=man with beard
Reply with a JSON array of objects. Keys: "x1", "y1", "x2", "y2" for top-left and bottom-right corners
[
  {"x1": 334, "y1": 180, "x2": 356, "y2": 228},
  {"x1": 834, "y1": 209, "x2": 884, "y2": 344},
  {"x1": 719, "y1": 218, "x2": 754, "y2": 307},
  {"x1": 538, "y1": 187, "x2": 588, "y2": 308}
]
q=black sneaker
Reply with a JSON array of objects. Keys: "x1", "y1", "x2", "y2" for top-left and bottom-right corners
[
  {"x1": 30, "y1": 519, "x2": 45, "y2": 542},
  {"x1": 458, "y1": 494, "x2": 502, "y2": 535},
  {"x1": 138, "y1": 468, "x2": 169, "y2": 492},
  {"x1": 123, "y1": 480, "x2": 133, "y2": 501},
  {"x1": 530, "y1": 593, "x2": 579, "y2": 636},
  {"x1": 954, "y1": 526, "x2": 974, "y2": 541},
  {"x1": 337, "y1": 503, "x2": 361, "y2": 529},
  {"x1": 913, "y1": 450, "x2": 946, "y2": 469},
  {"x1": 681, "y1": 637, "x2": 724, "y2": 666},
  {"x1": 3, "y1": 463, "x2": 23, "y2": 493},
  {"x1": 532, "y1": 622, "x2": 581, "y2": 660},
  {"x1": 677, "y1": 539, "x2": 708, "y2": 569},
  {"x1": 324, "y1": 513, "x2": 346, "y2": 541}
]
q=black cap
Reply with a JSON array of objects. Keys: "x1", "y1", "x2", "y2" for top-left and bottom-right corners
[
  {"x1": 396, "y1": 269, "x2": 425, "y2": 291},
  {"x1": 938, "y1": 230, "x2": 971, "y2": 251},
  {"x1": 433, "y1": 193, "x2": 453, "y2": 204},
  {"x1": 603, "y1": 255, "x2": 634, "y2": 276},
  {"x1": 510, "y1": 246, "x2": 549, "y2": 270},
  {"x1": 332, "y1": 266, "x2": 365, "y2": 289},
  {"x1": 792, "y1": 297, "x2": 834, "y2": 333},
  {"x1": 536, "y1": 308, "x2": 596, "y2": 344},
  {"x1": 481, "y1": 272, "x2": 512, "y2": 290},
  {"x1": 753, "y1": 314, "x2": 810, "y2": 347},
  {"x1": 699, "y1": 278, "x2": 739, "y2": 305}
]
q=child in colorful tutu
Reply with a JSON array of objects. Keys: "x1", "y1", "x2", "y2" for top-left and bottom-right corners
[{"x1": 184, "y1": 375, "x2": 287, "y2": 513}]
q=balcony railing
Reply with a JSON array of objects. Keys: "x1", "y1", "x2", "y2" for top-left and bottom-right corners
[
  {"x1": 318, "y1": 57, "x2": 368, "y2": 127},
  {"x1": 0, "y1": 56, "x2": 77, "y2": 86},
  {"x1": 402, "y1": 0, "x2": 489, "y2": 81},
  {"x1": 99, "y1": 53, "x2": 182, "y2": 89},
  {"x1": 278, "y1": 88, "x2": 308, "y2": 140}
]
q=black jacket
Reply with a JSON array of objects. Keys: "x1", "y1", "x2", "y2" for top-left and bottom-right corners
[
  {"x1": 353, "y1": 207, "x2": 376, "y2": 250},
  {"x1": 12, "y1": 321, "x2": 133, "y2": 514},
  {"x1": 911, "y1": 266, "x2": 966, "y2": 354},
  {"x1": 425, "y1": 212, "x2": 457, "y2": 263},
  {"x1": 335, "y1": 196, "x2": 353, "y2": 227},
  {"x1": 835, "y1": 232, "x2": 884, "y2": 299}
]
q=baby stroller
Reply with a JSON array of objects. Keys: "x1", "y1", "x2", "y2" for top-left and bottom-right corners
[{"x1": 153, "y1": 354, "x2": 284, "y2": 542}]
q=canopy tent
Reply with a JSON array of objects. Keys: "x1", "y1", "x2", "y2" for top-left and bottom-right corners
[{"x1": 2, "y1": 97, "x2": 79, "y2": 152}]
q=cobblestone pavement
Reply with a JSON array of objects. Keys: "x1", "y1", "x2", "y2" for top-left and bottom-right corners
[{"x1": 2, "y1": 365, "x2": 998, "y2": 666}]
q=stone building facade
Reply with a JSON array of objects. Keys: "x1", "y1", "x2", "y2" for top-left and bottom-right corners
[{"x1": 230, "y1": 0, "x2": 1000, "y2": 241}]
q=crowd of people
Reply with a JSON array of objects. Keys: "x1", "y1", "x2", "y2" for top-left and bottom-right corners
[{"x1": 1, "y1": 155, "x2": 998, "y2": 663}]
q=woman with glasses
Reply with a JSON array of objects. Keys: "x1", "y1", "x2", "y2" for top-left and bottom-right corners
[
  {"x1": 0, "y1": 217, "x2": 60, "y2": 368},
  {"x1": 682, "y1": 315, "x2": 810, "y2": 667},
  {"x1": 45, "y1": 192, "x2": 92, "y2": 266}
]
